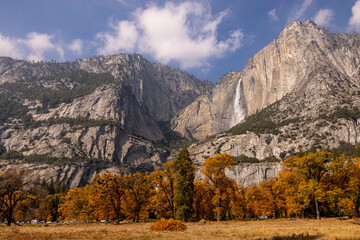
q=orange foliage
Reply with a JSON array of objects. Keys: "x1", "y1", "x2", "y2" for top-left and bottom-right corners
[
  {"x1": 202, "y1": 152, "x2": 236, "y2": 221},
  {"x1": 122, "y1": 172, "x2": 154, "y2": 222},
  {"x1": 193, "y1": 181, "x2": 213, "y2": 220},
  {"x1": 151, "y1": 161, "x2": 177, "y2": 219},
  {"x1": 150, "y1": 218, "x2": 186, "y2": 231},
  {"x1": 91, "y1": 172, "x2": 125, "y2": 222}
]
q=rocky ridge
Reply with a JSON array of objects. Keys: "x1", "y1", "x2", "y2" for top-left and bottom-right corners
[
  {"x1": 2, "y1": 20, "x2": 360, "y2": 188},
  {"x1": 0, "y1": 54, "x2": 209, "y2": 173}
]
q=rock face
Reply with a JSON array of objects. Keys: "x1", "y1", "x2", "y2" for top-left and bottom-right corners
[
  {"x1": 0, "y1": 160, "x2": 281, "y2": 188},
  {"x1": 0, "y1": 54, "x2": 209, "y2": 171},
  {"x1": 171, "y1": 71, "x2": 247, "y2": 140},
  {"x1": 172, "y1": 20, "x2": 360, "y2": 140},
  {"x1": 75, "y1": 54, "x2": 212, "y2": 121},
  {"x1": 2, "y1": 21, "x2": 360, "y2": 188},
  {"x1": 0, "y1": 160, "x2": 128, "y2": 189}
]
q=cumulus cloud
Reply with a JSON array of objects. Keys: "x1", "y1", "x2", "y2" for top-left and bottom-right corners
[
  {"x1": 268, "y1": 9, "x2": 279, "y2": 22},
  {"x1": 96, "y1": 20, "x2": 138, "y2": 55},
  {"x1": 0, "y1": 34, "x2": 23, "y2": 59},
  {"x1": 349, "y1": 0, "x2": 360, "y2": 32},
  {"x1": 313, "y1": 9, "x2": 334, "y2": 27},
  {"x1": 23, "y1": 32, "x2": 59, "y2": 61},
  {"x1": 96, "y1": 1, "x2": 243, "y2": 69},
  {"x1": 289, "y1": 0, "x2": 313, "y2": 22},
  {"x1": 0, "y1": 32, "x2": 67, "y2": 61},
  {"x1": 68, "y1": 39, "x2": 84, "y2": 54}
]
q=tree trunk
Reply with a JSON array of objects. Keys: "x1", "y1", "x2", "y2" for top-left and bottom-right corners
[
  {"x1": 136, "y1": 210, "x2": 140, "y2": 223},
  {"x1": 355, "y1": 197, "x2": 360, "y2": 218},
  {"x1": 7, "y1": 210, "x2": 13, "y2": 226},
  {"x1": 217, "y1": 197, "x2": 221, "y2": 222},
  {"x1": 315, "y1": 197, "x2": 320, "y2": 220}
]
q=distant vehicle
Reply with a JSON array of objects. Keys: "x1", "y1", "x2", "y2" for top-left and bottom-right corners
[
  {"x1": 100, "y1": 220, "x2": 106, "y2": 223},
  {"x1": 259, "y1": 215, "x2": 268, "y2": 219},
  {"x1": 308, "y1": 214, "x2": 315, "y2": 219},
  {"x1": 30, "y1": 220, "x2": 38, "y2": 224}
]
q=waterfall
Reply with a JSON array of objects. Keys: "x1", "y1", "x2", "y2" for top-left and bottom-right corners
[{"x1": 231, "y1": 77, "x2": 245, "y2": 127}]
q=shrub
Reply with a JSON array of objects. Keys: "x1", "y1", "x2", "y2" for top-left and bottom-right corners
[
  {"x1": 0, "y1": 150, "x2": 24, "y2": 160},
  {"x1": 150, "y1": 218, "x2": 186, "y2": 231},
  {"x1": 233, "y1": 155, "x2": 260, "y2": 164},
  {"x1": 199, "y1": 219, "x2": 206, "y2": 224}
]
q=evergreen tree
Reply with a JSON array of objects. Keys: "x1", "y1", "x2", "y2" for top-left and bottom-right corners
[
  {"x1": 174, "y1": 146, "x2": 195, "y2": 222},
  {"x1": 47, "y1": 178, "x2": 55, "y2": 195}
]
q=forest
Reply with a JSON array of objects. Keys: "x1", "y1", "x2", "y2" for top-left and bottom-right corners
[{"x1": 1, "y1": 146, "x2": 360, "y2": 226}]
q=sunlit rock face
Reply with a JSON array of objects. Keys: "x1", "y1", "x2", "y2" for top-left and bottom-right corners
[
  {"x1": 171, "y1": 20, "x2": 360, "y2": 140},
  {"x1": 0, "y1": 54, "x2": 209, "y2": 168},
  {"x1": 171, "y1": 71, "x2": 247, "y2": 140}
]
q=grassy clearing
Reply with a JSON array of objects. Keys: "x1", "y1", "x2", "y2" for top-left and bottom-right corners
[{"x1": 1, "y1": 218, "x2": 360, "y2": 240}]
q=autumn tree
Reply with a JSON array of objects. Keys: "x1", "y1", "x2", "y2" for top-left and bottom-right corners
[
  {"x1": 325, "y1": 155, "x2": 360, "y2": 217},
  {"x1": 32, "y1": 176, "x2": 67, "y2": 222},
  {"x1": 246, "y1": 185, "x2": 268, "y2": 217},
  {"x1": 245, "y1": 178, "x2": 285, "y2": 218},
  {"x1": 258, "y1": 178, "x2": 286, "y2": 218},
  {"x1": 202, "y1": 152, "x2": 236, "y2": 221},
  {"x1": 151, "y1": 161, "x2": 177, "y2": 219},
  {"x1": 277, "y1": 168, "x2": 312, "y2": 218},
  {"x1": 229, "y1": 183, "x2": 247, "y2": 219},
  {"x1": 174, "y1": 146, "x2": 195, "y2": 222},
  {"x1": 58, "y1": 185, "x2": 94, "y2": 222},
  {"x1": 91, "y1": 172, "x2": 125, "y2": 223},
  {"x1": 283, "y1": 151, "x2": 331, "y2": 219},
  {"x1": 123, "y1": 172, "x2": 153, "y2": 222},
  {"x1": 193, "y1": 181, "x2": 213, "y2": 220},
  {"x1": 348, "y1": 157, "x2": 360, "y2": 217},
  {"x1": 0, "y1": 169, "x2": 29, "y2": 226}
]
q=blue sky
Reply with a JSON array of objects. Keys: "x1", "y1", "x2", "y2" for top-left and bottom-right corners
[{"x1": 0, "y1": 0, "x2": 359, "y2": 83}]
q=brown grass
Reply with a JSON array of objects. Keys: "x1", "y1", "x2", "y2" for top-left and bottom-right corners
[{"x1": 0, "y1": 218, "x2": 360, "y2": 240}]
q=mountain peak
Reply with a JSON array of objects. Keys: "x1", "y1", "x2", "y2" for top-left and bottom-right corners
[{"x1": 280, "y1": 20, "x2": 327, "y2": 38}]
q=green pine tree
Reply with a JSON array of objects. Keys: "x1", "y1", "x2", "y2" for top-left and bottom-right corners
[{"x1": 174, "y1": 146, "x2": 195, "y2": 222}]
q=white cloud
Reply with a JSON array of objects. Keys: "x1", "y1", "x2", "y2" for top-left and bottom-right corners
[
  {"x1": 69, "y1": 39, "x2": 84, "y2": 54},
  {"x1": 96, "y1": 1, "x2": 243, "y2": 69},
  {"x1": 313, "y1": 9, "x2": 334, "y2": 27},
  {"x1": 23, "y1": 32, "x2": 58, "y2": 61},
  {"x1": 96, "y1": 20, "x2": 138, "y2": 55},
  {"x1": 0, "y1": 1, "x2": 243, "y2": 68},
  {"x1": 0, "y1": 32, "x2": 71, "y2": 61},
  {"x1": 289, "y1": 0, "x2": 313, "y2": 22},
  {"x1": 349, "y1": 0, "x2": 360, "y2": 32},
  {"x1": 0, "y1": 34, "x2": 23, "y2": 59},
  {"x1": 268, "y1": 9, "x2": 279, "y2": 22}
]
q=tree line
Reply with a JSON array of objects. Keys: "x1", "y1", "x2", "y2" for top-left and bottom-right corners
[{"x1": 1, "y1": 147, "x2": 360, "y2": 226}]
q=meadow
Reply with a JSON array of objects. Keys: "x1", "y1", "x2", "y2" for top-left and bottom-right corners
[{"x1": 1, "y1": 218, "x2": 360, "y2": 240}]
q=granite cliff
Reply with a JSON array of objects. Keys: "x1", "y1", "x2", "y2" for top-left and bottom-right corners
[
  {"x1": 0, "y1": 54, "x2": 210, "y2": 174},
  {"x1": 2, "y1": 20, "x2": 360, "y2": 187},
  {"x1": 172, "y1": 20, "x2": 360, "y2": 141}
]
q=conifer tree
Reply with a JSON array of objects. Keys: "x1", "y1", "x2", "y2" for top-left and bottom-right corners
[{"x1": 174, "y1": 146, "x2": 195, "y2": 222}]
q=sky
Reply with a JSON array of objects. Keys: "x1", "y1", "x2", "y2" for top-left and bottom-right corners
[{"x1": 0, "y1": 0, "x2": 359, "y2": 83}]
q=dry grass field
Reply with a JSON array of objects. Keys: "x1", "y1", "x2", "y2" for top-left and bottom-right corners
[{"x1": 1, "y1": 218, "x2": 360, "y2": 240}]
